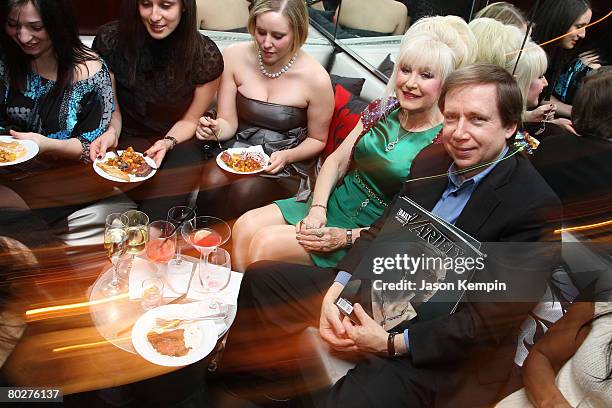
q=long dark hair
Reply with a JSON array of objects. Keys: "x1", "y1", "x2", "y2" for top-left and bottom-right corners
[
  {"x1": 577, "y1": 309, "x2": 612, "y2": 381},
  {"x1": 117, "y1": 0, "x2": 202, "y2": 85},
  {"x1": 0, "y1": 0, "x2": 97, "y2": 96},
  {"x1": 530, "y1": 0, "x2": 591, "y2": 97}
]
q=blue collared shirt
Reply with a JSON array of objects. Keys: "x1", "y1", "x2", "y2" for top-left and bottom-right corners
[
  {"x1": 431, "y1": 146, "x2": 509, "y2": 225},
  {"x1": 334, "y1": 146, "x2": 510, "y2": 351}
]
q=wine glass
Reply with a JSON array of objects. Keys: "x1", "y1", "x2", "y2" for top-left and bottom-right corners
[
  {"x1": 201, "y1": 248, "x2": 232, "y2": 311},
  {"x1": 101, "y1": 213, "x2": 129, "y2": 296},
  {"x1": 181, "y1": 216, "x2": 231, "y2": 293},
  {"x1": 123, "y1": 210, "x2": 149, "y2": 255},
  {"x1": 146, "y1": 220, "x2": 176, "y2": 264},
  {"x1": 122, "y1": 210, "x2": 149, "y2": 276},
  {"x1": 167, "y1": 206, "x2": 196, "y2": 273}
]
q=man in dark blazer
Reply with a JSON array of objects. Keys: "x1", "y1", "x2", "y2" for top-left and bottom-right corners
[{"x1": 221, "y1": 65, "x2": 561, "y2": 407}]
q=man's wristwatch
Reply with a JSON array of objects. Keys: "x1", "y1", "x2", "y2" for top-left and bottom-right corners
[{"x1": 163, "y1": 135, "x2": 178, "y2": 150}]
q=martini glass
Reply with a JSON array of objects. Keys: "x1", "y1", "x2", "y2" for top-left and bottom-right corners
[{"x1": 181, "y1": 216, "x2": 231, "y2": 293}]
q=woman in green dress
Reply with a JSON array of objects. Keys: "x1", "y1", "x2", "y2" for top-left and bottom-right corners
[{"x1": 232, "y1": 31, "x2": 463, "y2": 271}]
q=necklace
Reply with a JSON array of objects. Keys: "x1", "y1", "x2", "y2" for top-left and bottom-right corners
[
  {"x1": 257, "y1": 49, "x2": 298, "y2": 79},
  {"x1": 385, "y1": 129, "x2": 413, "y2": 152}
]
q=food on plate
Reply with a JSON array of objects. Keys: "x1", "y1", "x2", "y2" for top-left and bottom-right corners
[
  {"x1": 147, "y1": 328, "x2": 191, "y2": 357},
  {"x1": 98, "y1": 147, "x2": 154, "y2": 180},
  {"x1": 0, "y1": 140, "x2": 27, "y2": 163},
  {"x1": 220, "y1": 150, "x2": 266, "y2": 173},
  {"x1": 96, "y1": 162, "x2": 130, "y2": 181}
]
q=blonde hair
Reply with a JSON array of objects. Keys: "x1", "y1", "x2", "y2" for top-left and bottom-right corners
[
  {"x1": 511, "y1": 41, "x2": 548, "y2": 110},
  {"x1": 408, "y1": 15, "x2": 478, "y2": 68},
  {"x1": 470, "y1": 18, "x2": 547, "y2": 111},
  {"x1": 385, "y1": 32, "x2": 457, "y2": 100},
  {"x1": 247, "y1": 0, "x2": 308, "y2": 53},
  {"x1": 474, "y1": 1, "x2": 528, "y2": 31}
]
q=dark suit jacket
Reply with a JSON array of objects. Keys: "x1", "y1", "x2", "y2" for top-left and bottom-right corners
[{"x1": 336, "y1": 143, "x2": 562, "y2": 406}]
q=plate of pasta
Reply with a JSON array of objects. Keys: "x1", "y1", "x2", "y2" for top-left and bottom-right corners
[
  {"x1": 216, "y1": 146, "x2": 269, "y2": 175},
  {"x1": 93, "y1": 147, "x2": 157, "y2": 183},
  {"x1": 0, "y1": 136, "x2": 38, "y2": 166}
]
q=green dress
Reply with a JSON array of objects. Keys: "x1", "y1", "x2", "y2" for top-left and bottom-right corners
[{"x1": 276, "y1": 102, "x2": 442, "y2": 268}]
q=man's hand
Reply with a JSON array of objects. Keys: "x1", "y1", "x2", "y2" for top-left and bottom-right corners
[
  {"x1": 319, "y1": 282, "x2": 357, "y2": 351},
  {"x1": 342, "y1": 303, "x2": 388, "y2": 354},
  {"x1": 90, "y1": 127, "x2": 119, "y2": 161}
]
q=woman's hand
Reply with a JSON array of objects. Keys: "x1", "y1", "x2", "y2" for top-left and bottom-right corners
[
  {"x1": 9, "y1": 130, "x2": 48, "y2": 153},
  {"x1": 296, "y1": 206, "x2": 327, "y2": 233},
  {"x1": 195, "y1": 116, "x2": 221, "y2": 141},
  {"x1": 319, "y1": 282, "x2": 357, "y2": 352},
  {"x1": 144, "y1": 139, "x2": 171, "y2": 167},
  {"x1": 266, "y1": 150, "x2": 291, "y2": 174},
  {"x1": 550, "y1": 118, "x2": 577, "y2": 135},
  {"x1": 90, "y1": 127, "x2": 119, "y2": 161},
  {"x1": 526, "y1": 104, "x2": 555, "y2": 122},
  {"x1": 297, "y1": 227, "x2": 347, "y2": 252},
  {"x1": 342, "y1": 303, "x2": 388, "y2": 354}
]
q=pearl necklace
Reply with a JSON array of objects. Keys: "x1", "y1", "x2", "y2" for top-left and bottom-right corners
[{"x1": 257, "y1": 49, "x2": 298, "y2": 79}]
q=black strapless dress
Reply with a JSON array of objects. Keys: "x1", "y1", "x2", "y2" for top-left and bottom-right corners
[
  {"x1": 224, "y1": 92, "x2": 314, "y2": 202},
  {"x1": 197, "y1": 92, "x2": 315, "y2": 219}
]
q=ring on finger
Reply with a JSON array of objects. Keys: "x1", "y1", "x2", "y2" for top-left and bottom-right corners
[{"x1": 316, "y1": 230, "x2": 324, "y2": 238}]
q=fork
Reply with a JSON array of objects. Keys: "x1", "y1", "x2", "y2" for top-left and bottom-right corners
[
  {"x1": 212, "y1": 128, "x2": 223, "y2": 150},
  {"x1": 166, "y1": 262, "x2": 197, "y2": 305},
  {"x1": 155, "y1": 313, "x2": 227, "y2": 329}
]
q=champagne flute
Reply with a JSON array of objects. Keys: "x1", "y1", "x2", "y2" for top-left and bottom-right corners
[
  {"x1": 167, "y1": 206, "x2": 196, "y2": 273},
  {"x1": 181, "y1": 216, "x2": 230, "y2": 293},
  {"x1": 101, "y1": 213, "x2": 128, "y2": 296}
]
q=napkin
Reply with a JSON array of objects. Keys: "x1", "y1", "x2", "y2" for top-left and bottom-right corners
[{"x1": 128, "y1": 258, "x2": 243, "y2": 306}]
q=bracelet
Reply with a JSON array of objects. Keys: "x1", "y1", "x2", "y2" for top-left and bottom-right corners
[
  {"x1": 345, "y1": 228, "x2": 353, "y2": 248},
  {"x1": 80, "y1": 140, "x2": 92, "y2": 163},
  {"x1": 310, "y1": 204, "x2": 327, "y2": 211},
  {"x1": 387, "y1": 332, "x2": 397, "y2": 357},
  {"x1": 163, "y1": 135, "x2": 178, "y2": 150}
]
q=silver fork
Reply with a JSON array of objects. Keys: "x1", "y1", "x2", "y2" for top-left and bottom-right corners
[{"x1": 166, "y1": 262, "x2": 197, "y2": 305}]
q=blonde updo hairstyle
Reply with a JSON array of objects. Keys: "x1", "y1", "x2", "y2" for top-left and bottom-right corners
[
  {"x1": 408, "y1": 15, "x2": 478, "y2": 68},
  {"x1": 474, "y1": 1, "x2": 528, "y2": 31},
  {"x1": 470, "y1": 18, "x2": 548, "y2": 111},
  {"x1": 247, "y1": 0, "x2": 309, "y2": 54},
  {"x1": 469, "y1": 17, "x2": 525, "y2": 67},
  {"x1": 385, "y1": 32, "x2": 457, "y2": 100}
]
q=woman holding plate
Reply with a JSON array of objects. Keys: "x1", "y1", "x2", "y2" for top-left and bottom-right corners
[
  {"x1": 90, "y1": 0, "x2": 223, "y2": 220},
  {"x1": 195, "y1": 0, "x2": 334, "y2": 220},
  {"x1": 0, "y1": 0, "x2": 120, "y2": 229}
]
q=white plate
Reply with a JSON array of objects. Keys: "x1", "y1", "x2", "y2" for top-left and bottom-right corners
[
  {"x1": 0, "y1": 136, "x2": 39, "y2": 166},
  {"x1": 131, "y1": 304, "x2": 217, "y2": 367},
  {"x1": 216, "y1": 147, "x2": 269, "y2": 175},
  {"x1": 93, "y1": 150, "x2": 157, "y2": 183}
]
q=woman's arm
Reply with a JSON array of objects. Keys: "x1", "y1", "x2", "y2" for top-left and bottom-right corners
[
  {"x1": 266, "y1": 69, "x2": 334, "y2": 174},
  {"x1": 9, "y1": 130, "x2": 82, "y2": 160},
  {"x1": 146, "y1": 78, "x2": 220, "y2": 166},
  {"x1": 523, "y1": 301, "x2": 594, "y2": 408},
  {"x1": 90, "y1": 72, "x2": 122, "y2": 160},
  {"x1": 547, "y1": 96, "x2": 572, "y2": 118},
  {"x1": 196, "y1": 46, "x2": 240, "y2": 142}
]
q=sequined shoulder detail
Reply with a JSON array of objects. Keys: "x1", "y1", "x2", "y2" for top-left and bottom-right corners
[{"x1": 360, "y1": 96, "x2": 400, "y2": 134}]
